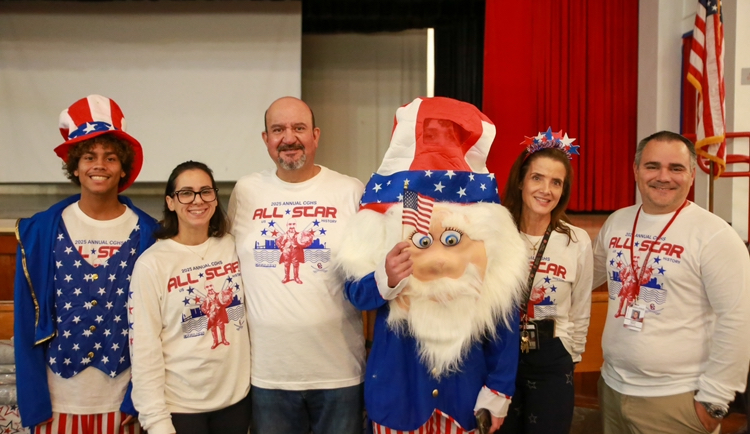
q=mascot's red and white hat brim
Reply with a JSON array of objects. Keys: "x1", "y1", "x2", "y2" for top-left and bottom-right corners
[{"x1": 55, "y1": 95, "x2": 143, "y2": 192}]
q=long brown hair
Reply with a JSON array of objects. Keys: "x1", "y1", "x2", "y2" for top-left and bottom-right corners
[{"x1": 501, "y1": 148, "x2": 575, "y2": 242}]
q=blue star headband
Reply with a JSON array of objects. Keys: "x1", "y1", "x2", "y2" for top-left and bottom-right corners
[{"x1": 521, "y1": 127, "x2": 579, "y2": 160}]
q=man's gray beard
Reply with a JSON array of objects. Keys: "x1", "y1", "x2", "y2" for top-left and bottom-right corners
[
  {"x1": 387, "y1": 264, "x2": 490, "y2": 378},
  {"x1": 278, "y1": 153, "x2": 306, "y2": 171}
]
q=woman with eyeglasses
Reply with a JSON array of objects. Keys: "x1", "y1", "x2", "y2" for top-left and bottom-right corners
[{"x1": 128, "y1": 161, "x2": 251, "y2": 434}]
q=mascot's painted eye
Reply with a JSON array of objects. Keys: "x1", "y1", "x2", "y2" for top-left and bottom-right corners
[
  {"x1": 411, "y1": 232, "x2": 433, "y2": 249},
  {"x1": 440, "y1": 230, "x2": 462, "y2": 246}
]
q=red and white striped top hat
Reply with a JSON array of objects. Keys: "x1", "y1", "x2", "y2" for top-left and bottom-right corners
[
  {"x1": 359, "y1": 97, "x2": 501, "y2": 212},
  {"x1": 55, "y1": 95, "x2": 143, "y2": 192},
  {"x1": 377, "y1": 96, "x2": 496, "y2": 175}
]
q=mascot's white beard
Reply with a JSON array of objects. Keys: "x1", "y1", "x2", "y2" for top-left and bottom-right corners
[
  {"x1": 387, "y1": 264, "x2": 489, "y2": 378},
  {"x1": 335, "y1": 202, "x2": 528, "y2": 379}
]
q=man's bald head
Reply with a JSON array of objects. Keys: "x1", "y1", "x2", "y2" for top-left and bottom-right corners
[{"x1": 264, "y1": 97, "x2": 316, "y2": 133}]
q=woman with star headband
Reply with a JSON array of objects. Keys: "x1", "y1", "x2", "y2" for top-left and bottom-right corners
[
  {"x1": 498, "y1": 128, "x2": 593, "y2": 434},
  {"x1": 128, "y1": 161, "x2": 252, "y2": 434}
]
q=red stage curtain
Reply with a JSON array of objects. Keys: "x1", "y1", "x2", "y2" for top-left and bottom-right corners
[{"x1": 484, "y1": 0, "x2": 639, "y2": 212}]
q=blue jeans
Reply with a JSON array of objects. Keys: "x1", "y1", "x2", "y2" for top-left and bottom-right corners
[{"x1": 251, "y1": 384, "x2": 364, "y2": 434}]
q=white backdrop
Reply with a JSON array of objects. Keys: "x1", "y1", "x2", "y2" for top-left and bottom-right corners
[
  {"x1": 302, "y1": 31, "x2": 427, "y2": 184},
  {"x1": 0, "y1": 1, "x2": 301, "y2": 183}
]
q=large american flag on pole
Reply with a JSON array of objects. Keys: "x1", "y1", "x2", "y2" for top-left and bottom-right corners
[
  {"x1": 687, "y1": 0, "x2": 726, "y2": 177},
  {"x1": 402, "y1": 189, "x2": 434, "y2": 235}
]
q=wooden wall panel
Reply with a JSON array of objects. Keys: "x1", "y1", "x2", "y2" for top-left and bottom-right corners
[
  {"x1": 0, "y1": 302, "x2": 12, "y2": 340},
  {"x1": 0, "y1": 234, "x2": 17, "y2": 302}
]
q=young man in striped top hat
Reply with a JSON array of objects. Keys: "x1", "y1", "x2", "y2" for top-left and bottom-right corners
[{"x1": 14, "y1": 95, "x2": 158, "y2": 433}]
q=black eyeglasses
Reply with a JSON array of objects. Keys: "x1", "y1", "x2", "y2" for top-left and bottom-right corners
[{"x1": 172, "y1": 188, "x2": 218, "y2": 204}]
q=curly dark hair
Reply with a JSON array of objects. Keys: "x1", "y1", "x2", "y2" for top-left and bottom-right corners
[
  {"x1": 63, "y1": 135, "x2": 135, "y2": 189},
  {"x1": 501, "y1": 148, "x2": 575, "y2": 242},
  {"x1": 154, "y1": 161, "x2": 228, "y2": 240}
]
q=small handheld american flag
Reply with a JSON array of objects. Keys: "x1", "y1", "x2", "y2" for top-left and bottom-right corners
[{"x1": 402, "y1": 186, "x2": 435, "y2": 236}]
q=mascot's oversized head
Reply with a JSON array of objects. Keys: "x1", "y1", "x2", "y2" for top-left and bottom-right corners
[{"x1": 336, "y1": 97, "x2": 528, "y2": 378}]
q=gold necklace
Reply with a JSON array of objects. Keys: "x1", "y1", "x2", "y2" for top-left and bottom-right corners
[
  {"x1": 181, "y1": 237, "x2": 212, "y2": 260},
  {"x1": 521, "y1": 232, "x2": 541, "y2": 253}
]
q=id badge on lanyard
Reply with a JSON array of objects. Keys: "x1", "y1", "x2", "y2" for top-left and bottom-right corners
[{"x1": 623, "y1": 200, "x2": 687, "y2": 332}]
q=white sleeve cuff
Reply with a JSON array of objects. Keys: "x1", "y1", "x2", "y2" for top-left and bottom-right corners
[
  {"x1": 474, "y1": 386, "x2": 511, "y2": 418},
  {"x1": 374, "y1": 258, "x2": 408, "y2": 300},
  {"x1": 145, "y1": 417, "x2": 176, "y2": 434}
]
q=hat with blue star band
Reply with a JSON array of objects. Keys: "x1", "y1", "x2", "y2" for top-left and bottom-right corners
[
  {"x1": 55, "y1": 94, "x2": 143, "y2": 192},
  {"x1": 360, "y1": 97, "x2": 500, "y2": 213}
]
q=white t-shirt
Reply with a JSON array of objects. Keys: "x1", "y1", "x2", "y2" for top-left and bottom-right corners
[
  {"x1": 129, "y1": 235, "x2": 251, "y2": 434},
  {"x1": 523, "y1": 224, "x2": 593, "y2": 362},
  {"x1": 228, "y1": 166, "x2": 366, "y2": 390},
  {"x1": 593, "y1": 202, "x2": 750, "y2": 405},
  {"x1": 48, "y1": 202, "x2": 137, "y2": 414}
]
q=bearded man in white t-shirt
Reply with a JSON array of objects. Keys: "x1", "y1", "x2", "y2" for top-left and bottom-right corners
[
  {"x1": 228, "y1": 96, "x2": 365, "y2": 434},
  {"x1": 593, "y1": 131, "x2": 750, "y2": 434},
  {"x1": 14, "y1": 95, "x2": 158, "y2": 433}
]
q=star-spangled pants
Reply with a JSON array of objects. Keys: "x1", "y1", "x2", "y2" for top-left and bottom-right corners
[
  {"x1": 372, "y1": 409, "x2": 476, "y2": 434},
  {"x1": 33, "y1": 411, "x2": 141, "y2": 434}
]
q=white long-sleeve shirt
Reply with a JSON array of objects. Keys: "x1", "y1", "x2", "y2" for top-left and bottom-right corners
[
  {"x1": 129, "y1": 235, "x2": 251, "y2": 434},
  {"x1": 523, "y1": 223, "x2": 593, "y2": 362},
  {"x1": 227, "y1": 166, "x2": 365, "y2": 391},
  {"x1": 593, "y1": 202, "x2": 750, "y2": 405}
]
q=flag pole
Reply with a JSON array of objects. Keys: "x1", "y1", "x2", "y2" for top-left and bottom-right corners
[
  {"x1": 402, "y1": 179, "x2": 409, "y2": 240},
  {"x1": 709, "y1": 161, "x2": 715, "y2": 213}
]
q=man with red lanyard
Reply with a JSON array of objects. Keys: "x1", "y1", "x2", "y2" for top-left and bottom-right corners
[{"x1": 593, "y1": 131, "x2": 750, "y2": 433}]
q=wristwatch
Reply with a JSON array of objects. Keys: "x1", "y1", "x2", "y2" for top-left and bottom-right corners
[{"x1": 698, "y1": 401, "x2": 728, "y2": 419}]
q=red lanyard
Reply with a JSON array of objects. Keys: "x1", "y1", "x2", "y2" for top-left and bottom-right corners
[{"x1": 629, "y1": 200, "x2": 688, "y2": 288}]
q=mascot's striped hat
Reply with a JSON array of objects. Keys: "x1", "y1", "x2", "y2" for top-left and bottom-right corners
[
  {"x1": 55, "y1": 94, "x2": 143, "y2": 192},
  {"x1": 360, "y1": 96, "x2": 499, "y2": 212}
]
